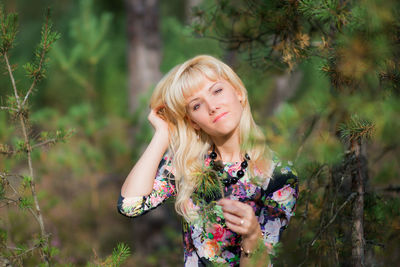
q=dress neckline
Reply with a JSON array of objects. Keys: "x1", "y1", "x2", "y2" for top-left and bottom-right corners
[
  {"x1": 206, "y1": 152, "x2": 242, "y2": 166},
  {"x1": 205, "y1": 155, "x2": 241, "y2": 170},
  {"x1": 222, "y1": 161, "x2": 240, "y2": 166}
]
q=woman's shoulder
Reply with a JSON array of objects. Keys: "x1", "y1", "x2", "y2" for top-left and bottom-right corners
[
  {"x1": 264, "y1": 153, "x2": 298, "y2": 195},
  {"x1": 271, "y1": 153, "x2": 298, "y2": 176},
  {"x1": 252, "y1": 151, "x2": 297, "y2": 192}
]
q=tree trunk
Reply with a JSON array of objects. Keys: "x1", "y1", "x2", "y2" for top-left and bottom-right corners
[
  {"x1": 126, "y1": 0, "x2": 162, "y2": 114},
  {"x1": 125, "y1": 2, "x2": 179, "y2": 263},
  {"x1": 350, "y1": 138, "x2": 367, "y2": 267}
]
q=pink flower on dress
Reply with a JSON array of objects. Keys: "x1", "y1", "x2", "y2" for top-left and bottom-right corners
[
  {"x1": 207, "y1": 223, "x2": 226, "y2": 241},
  {"x1": 153, "y1": 179, "x2": 174, "y2": 196},
  {"x1": 150, "y1": 194, "x2": 163, "y2": 205},
  {"x1": 271, "y1": 184, "x2": 295, "y2": 207},
  {"x1": 202, "y1": 239, "x2": 220, "y2": 259},
  {"x1": 226, "y1": 162, "x2": 240, "y2": 177},
  {"x1": 153, "y1": 179, "x2": 163, "y2": 191},
  {"x1": 122, "y1": 196, "x2": 143, "y2": 207}
]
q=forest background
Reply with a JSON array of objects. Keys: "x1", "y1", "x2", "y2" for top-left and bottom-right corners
[{"x1": 0, "y1": 0, "x2": 399, "y2": 266}]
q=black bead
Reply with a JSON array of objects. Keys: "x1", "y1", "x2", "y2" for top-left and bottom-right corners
[
  {"x1": 210, "y1": 149, "x2": 250, "y2": 187},
  {"x1": 241, "y1": 160, "x2": 248, "y2": 169}
]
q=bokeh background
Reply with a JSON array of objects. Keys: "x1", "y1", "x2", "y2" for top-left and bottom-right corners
[{"x1": 0, "y1": 0, "x2": 399, "y2": 266}]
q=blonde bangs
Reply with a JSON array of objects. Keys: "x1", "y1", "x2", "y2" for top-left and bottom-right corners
[{"x1": 164, "y1": 63, "x2": 223, "y2": 119}]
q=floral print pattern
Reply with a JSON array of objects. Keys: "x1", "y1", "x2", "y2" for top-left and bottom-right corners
[{"x1": 118, "y1": 152, "x2": 299, "y2": 266}]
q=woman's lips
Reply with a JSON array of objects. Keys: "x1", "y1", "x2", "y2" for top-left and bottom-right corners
[{"x1": 213, "y1": 112, "x2": 228, "y2": 123}]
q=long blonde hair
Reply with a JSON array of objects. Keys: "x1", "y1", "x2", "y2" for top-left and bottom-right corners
[{"x1": 150, "y1": 55, "x2": 273, "y2": 222}]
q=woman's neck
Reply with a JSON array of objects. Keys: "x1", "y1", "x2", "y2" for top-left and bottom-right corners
[{"x1": 211, "y1": 128, "x2": 242, "y2": 162}]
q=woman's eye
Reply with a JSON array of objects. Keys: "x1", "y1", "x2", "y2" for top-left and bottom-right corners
[
  {"x1": 215, "y1": 88, "x2": 223, "y2": 94},
  {"x1": 193, "y1": 103, "x2": 200, "y2": 111}
]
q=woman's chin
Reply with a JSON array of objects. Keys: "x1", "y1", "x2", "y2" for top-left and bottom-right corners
[{"x1": 209, "y1": 127, "x2": 239, "y2": 139}]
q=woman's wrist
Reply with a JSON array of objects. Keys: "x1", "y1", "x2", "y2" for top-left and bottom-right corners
[
  {"x1": 153, "y1": 131, "x2": 169, "y2": 151},
  {"x1": 241, "y1": 227, "x2": 264, "y2": 255}
]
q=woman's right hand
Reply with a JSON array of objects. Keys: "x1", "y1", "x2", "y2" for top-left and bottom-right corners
[{"x1": 148, "y1": 107, "x2": 169, "y2": 136}]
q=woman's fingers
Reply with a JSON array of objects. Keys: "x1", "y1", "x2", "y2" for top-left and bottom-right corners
[
  {"x1": 154, "y1": 105, "x2": 166, "y2": 114},
  {"x1": 148, "y1": 107, "x2": 169, "y2": 134},
  {"x1": 218, "y1": 198, "x2": 252, "y2": 217},
  {"x1": 225, "y1": 220, "x2": 246, "y2": 235},
  {"x1": 218, "y1": 198, "x2": 258, "y2": 236},
  {"x1": 223, "y1": 211, "x2": 244, "y2": 226}
]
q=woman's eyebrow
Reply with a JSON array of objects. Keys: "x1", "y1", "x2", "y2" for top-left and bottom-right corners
[{"x1": 188, "y1": 82, "x2": 219, "y2": 104}]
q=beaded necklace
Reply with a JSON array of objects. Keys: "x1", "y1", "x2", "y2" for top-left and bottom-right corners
[{"x1": 209, "y1": 145, "x2": 250, "y2": 186}]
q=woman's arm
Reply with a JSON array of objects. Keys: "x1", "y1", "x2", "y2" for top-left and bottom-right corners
[
  {"x1": 121, "y1": 108, "x2": 170, "y2": 198},
  {"x1": 259, "y1": 161, "x2": 299, "y2": 246},
  {"x1": 118, "y1": 108, "x2": 176, "y2": 218},
  {"x1": 118, "y1": 150, "x2": 175, "y2": 217},
  {"x1": 121, "y1": 131, "x2": 169, "y2": 197}
]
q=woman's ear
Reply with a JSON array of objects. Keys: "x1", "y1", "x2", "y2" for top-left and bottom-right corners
[{"x1": 237, "y1": 90, "x2": 244, "y2": 104}]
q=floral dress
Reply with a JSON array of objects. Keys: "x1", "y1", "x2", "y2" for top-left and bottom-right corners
[{"x1": 117, "y1": 152, "x2": 299, "y2": 266}]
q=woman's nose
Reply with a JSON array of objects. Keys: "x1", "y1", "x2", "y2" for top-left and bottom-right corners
[{"x1": 208, "y1": 103, "x2": 219, "y2": 114}]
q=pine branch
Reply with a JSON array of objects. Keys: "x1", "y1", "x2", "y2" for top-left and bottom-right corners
[
  {"x1": 32, "y1": 129, "x2": 75, "y2": 149},
  {"x1": 86, "y1": 243, "x2": 131, "y2": 267},
  {"x1": 0, "y1": 196, "x2": 19, "y2": 208},
  {"x1": 2, "y1": 173, "x2": 40, "y2": 222},
  {"x1": 3, "y1": 53, "x2": 20, "y2": 108},
  {"x1": 338, "y1": 114, "x2": 374, "y2": 143},
  {"x1": 375, "y1": 184, "x2": 400, "y2": 193},
  {"x1": 0, "y1": 106, "x2": 17, "y2": 112},
  {"x1": 372, "y1": 144, "x2": 397, "y2": 163},
  {"x1": 31, "y1": 138, "x2": 57, "y2": 150},
  {"x1": 0, "y1": 143, "x2": 16, "y2": 155},
  {"x1": 299, "y1": 192, "x2": 357, "y2": 266},
  {"x1": 318, "y1": 192, "x2": 356, "y2": 239},
  {"x1": 6, "y1": 244, "x2": 41, "y2": 257},
  {"x1": 0, "y1": 7, "x2": 60, "y2": 265},
  {"x1": 295, "y1": 114, "x2": 321, "y2": 163},
  {"x1": 22, "y1": 8, "x2": 60, "y2": 107},
  {"x1": 0, "y1": 7, "x2": 20, "y2": 107},
  {"x1": 111, "y1": 242, "x2": 130, "y2": 266}
]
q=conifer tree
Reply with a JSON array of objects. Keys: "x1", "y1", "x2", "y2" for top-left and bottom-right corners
[
  {"x1": 0, "y1": 6, "x2": 130, "y2": 266},
  {"x1": 0, "y1": 7, "x2": 63, "y2": 266}
]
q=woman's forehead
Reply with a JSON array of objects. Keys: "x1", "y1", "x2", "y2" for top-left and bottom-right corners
[{"x1": 183, "y1": 77, "x2": 228, "y2": 100}]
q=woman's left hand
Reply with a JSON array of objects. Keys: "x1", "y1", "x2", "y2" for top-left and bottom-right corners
[{"x1": 217, "y1": 198, "x2": 262, "y2": 241}]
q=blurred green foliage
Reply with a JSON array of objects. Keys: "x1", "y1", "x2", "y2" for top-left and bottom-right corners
[{"x1": 0, "y1": 0, "x2": 399, "y2": 266}]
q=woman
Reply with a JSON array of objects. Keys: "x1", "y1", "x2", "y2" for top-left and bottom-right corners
[{"x1": 118, "y1": 55, "x2": 299, "y2": 266}]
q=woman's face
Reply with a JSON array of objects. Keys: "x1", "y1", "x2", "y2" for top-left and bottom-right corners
[{"x1": 185, "y1": 77, "x2": 244, "y2": 138}]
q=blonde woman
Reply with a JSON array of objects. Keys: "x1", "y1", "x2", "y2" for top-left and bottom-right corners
[{"x1": 118, "y1": 55, "x2": 299, "y2": 266}]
